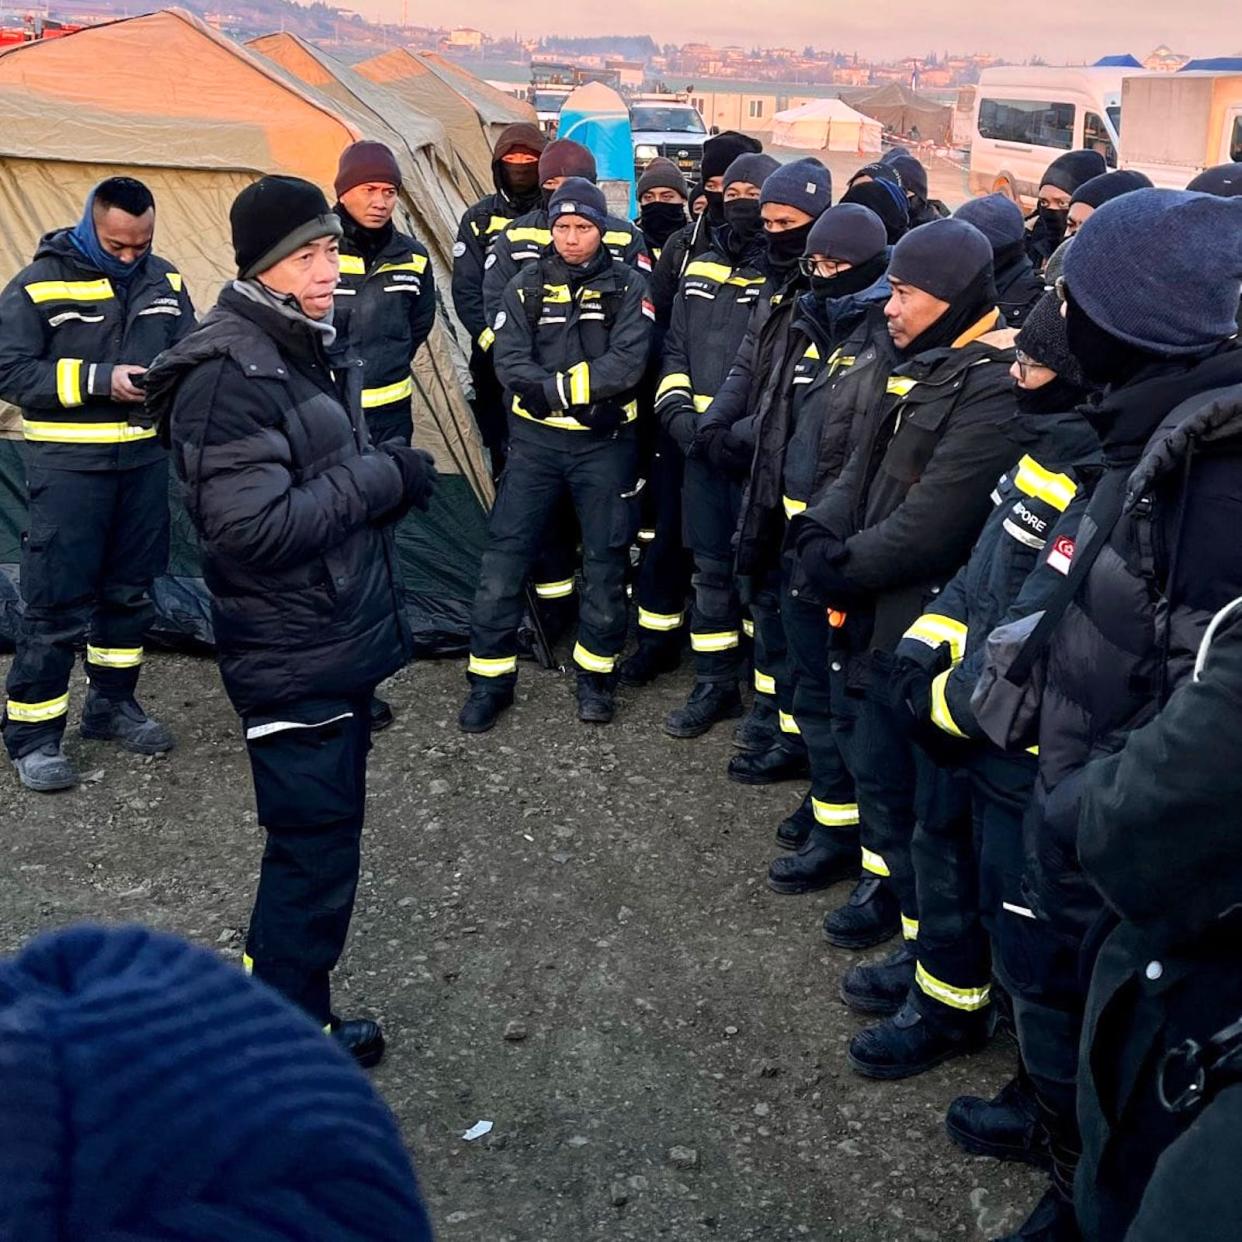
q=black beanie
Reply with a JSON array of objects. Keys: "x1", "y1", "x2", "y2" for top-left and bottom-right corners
[
  {"x1": 805, "y1": 203, "x2": 887, "y2": 265},
  {"x1": 723, "y1": 152, "x2": 780, "y2": 190},
  {"x1": 1040, "y1": 150, "x2": 1108, "y2": 196},
  {"x1": 1186, "y1": 163, "x2": 1242, "y2": 197},
  {"x1": 538, "y1": 139, "x2": 597, "y2": 185},
  {"x1": 701, "y1": 130, "x2": 763, "y2": 182},
  {"x1": 1070, "y1": 169, "x2": 1153, "y2": 209},
  {"x1": 842, "y1": 181, "x2": 908, "y2": 244},
  {"x1": 889, "y1": 218, "x2": 992, "y2": 301},
  {"x1": 1016, "y1": 289, "x2": 1085, "y2": 385},
  {"x1": 231, "y1": 176, "x2": 342, "y2": 279}
]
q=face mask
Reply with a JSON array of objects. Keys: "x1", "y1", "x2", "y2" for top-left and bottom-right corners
[
  {"x1": 809, "y1": 255, "x2": 887, "y2": 302},
  {"x1": 639, "y1": 201, "x2": 687, "y2": 247},
  {"x1": 723, "y1": 198, "x2": 763, "y2": 244},
  {"x1": 502, "y1": 161, "x2": 540, "y2": 198},
  {"x1": 703, "y1": 190, "x2": 725, "y2": 226},
  {"x1": 765, "y1": 222, "x2": 814, "y2": 275},
  {"x1": 1037, "y1": 205, "x2": 1069, "y2": 249}
]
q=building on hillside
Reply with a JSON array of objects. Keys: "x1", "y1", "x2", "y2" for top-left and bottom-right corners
[
  {"x1": 1143, "y1": 44, "x2": 1189, "y2": 71},
  {"x1": 446, "y1": 28, "x2": 483, "y2": 52},
  {"x1": 606, "y1": 59, "x2": 645, "y2": 90}
]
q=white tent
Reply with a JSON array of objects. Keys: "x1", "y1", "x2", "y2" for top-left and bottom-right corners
[{"x1": 771, "y1": 98, "x2": 883, "y2": 153}]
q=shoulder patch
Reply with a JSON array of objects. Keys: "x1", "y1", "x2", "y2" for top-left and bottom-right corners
[
  {"x1": 493, "y1": 310, "x2": 507, "y2": 331},
  {"x1": 452, "y1": 240, "x2": 467, "y2": 258},
  {"x1": 1046, "y1": 535, "x2": 1075, "y2": 575},
  {"x1": 641, "y1": 298, "x2": 655, "y2": 321},
  {"x1": 484, "y1": 253, "x2": 497, "y2": 269}
]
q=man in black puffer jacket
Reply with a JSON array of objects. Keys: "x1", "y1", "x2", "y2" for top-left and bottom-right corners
[
  {"x1": 973, "y1": 188, "x2": 1242, "y2": 1242},
  {"x1": 146, "y1": 177, "x2": 436, "y2": 1069}
]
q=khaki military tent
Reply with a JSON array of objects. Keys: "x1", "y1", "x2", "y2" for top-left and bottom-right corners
[
  {"x1": 841, "y1": 83, "x2": 954, "y2": 147},
  {"x1": 0, "y1": 9, "x2": 490, "y2": 655},
  {"x1": 415, "y1": 50, "x2": 538, "y2": 146}
]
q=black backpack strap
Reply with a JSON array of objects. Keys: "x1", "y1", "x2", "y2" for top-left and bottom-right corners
[{"x1": 519, "y1": 261, "x2": 544, "y2": 336}]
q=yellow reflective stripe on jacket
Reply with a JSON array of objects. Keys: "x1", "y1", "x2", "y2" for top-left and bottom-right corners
[
  {"x1": 829, "y1": 353, "x2": 856, "y2": 377},
  {"x1": 602, "y1": 230, "x2": 634, "y2": 247},
  {"x1": 25, "y1": 278, "x2": 114, "y2": 304},
  {"x1": 1013, "y1": 454, "x2": 1077, "y2": 512},
  {"x1": 573, "y1": 642, "x2": 616, "y2": 673},
  {"x1": 753, "y1": 668, "x2": 776, "y2": 695},
  {"x1": 485, "y1": 214, "x2": 511, "y2": 235},
  {"x1": 512, "y1": 396, "x2": 638, "y2": 431},
  {"x1": 812, "y1": 798, "x2": 859, "y2": 828},
  {"x1": 56, "y1": 358, "x2": 84, "y2": 408},
  {"x1": 86, "y1": 645, "x2": 143, "y2": 669},
  {"x1": 22, "y1": 419, "x2": 157, "y2": 444},
  {"x1": 782, "y1": 495, "x2": 807, "y2": 520},
  {"x1": 804, "y1": 342, "x2": 820, "y2": 361},
  {"x1": 509, "y1": 226, "x2": 551, "y2": 245},
  {"x1": 684, "y1": 259, "x2": 765, "y2": 287},
  {"x1": 903, "y1": 612, "x2": 968, "y2": 663},
  {"x1": 693, "y1": 394, "x2": 713, "y2": 413},
  {"x1": 478, "y1": 327, "x2": 495, "y2": 351},
  {"x1": 656, "y1": 371, "x2": 691, "y2": 402},
  {"x1": 377, "y1": 256, "x2": 428, "y2": 275},
  {"x1": 534, "y1": 578, "x2": 575, "y2": 600},
  {"x1": 564, "y1": 361, "x2": 590, "y2": 405},
  {"x1": 5, "y1": 691, "x2": 70, "y2": 722},
  {"x1": 166, "y1": 272, "x2": 183, "y2": 292},
  {"x1": 638, "y1": 607, "x2": 684, "y2": 631},
  {"x1": 338, "y1": 254, "x2": 366, "y2": 275},
  {"x1": 468, "y1": 654, "x2": 518, "y2": 677},
  {"x1": 861, "y1": 847, "x2": 890, "y2": 877},
  {"x1": 542, "y1": 283, "x2": 572, "y2": 303},
  {"x1": 901, "y1": 914, "x2": 920, "y2": 941},
  {"x1": 886, "y1": 375, "x2": 918, "y2": 397},
  {"x1": 930, "y1": 668, "x2": 968, "y2": 738},
  {"x1": 361, "y1": 376, "x2": 414, "y2": 408},
  {"x1": 915, "y1": 962, "x2": 991, "y2": 1011},
  {"x1": 779, "y1": 710, "x2": 800, "y2": 735},
  {"x1": 691, "y1": 630, "x2": 739, "y2": 653},
  {"x1": 742, "y1": 618, "x2": 755, "y2": 639}
]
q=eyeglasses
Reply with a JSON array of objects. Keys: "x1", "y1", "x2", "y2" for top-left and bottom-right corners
[
  {"x1": 1054, "y1": 275, "x2": 1070, "y2": 305},
  {"x1": 1014, "y1": 350, "x2": 1054, "y2": 381},
  {"x1": 798, "y1": 257, "x2": 850, "y2": 278}
]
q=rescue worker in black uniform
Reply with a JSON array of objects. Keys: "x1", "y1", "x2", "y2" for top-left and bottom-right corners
[
  {"x1": 737, "y1": 204, "x2": 892, "y2": 887},
  {"x1": 1064, "y1": 169, "x2": 1153, "y2": 239},
  {"x1": 331, "y1": 140, "x2": 435, "y2": 733},
  {"x1": 788, "y1": 219, "x2": 1025, "y2": 967},
  {"x1": 881, "y1": 151, "x2": 951, "y2": 226},
  {"x1": 620, "y1": 157, "x2": 692, "y2": 687},
  {"x1": 970, "y1": 188, "x2": 1242, "y2": 1242},
  {"x1": 841, "y1": 292, "x2": 1097, "y2": 1083},
  {"x1": 147, "y1": 176, "x2": 437, "y2": 1068},
  {"x1": 955, "y1": 194, "x2": 1044, "y2": 328},
  {"x1": 841, "y1": 178, "x2": 909, "y2": 246},
  {"x1": 0, "y1": 177, "x2": 194, "y2": 792},
  {"x1": 695, "y1": 159, "x2": 833, "y2": 776},
  {"x1": 452, "y1": 121, "x2": 547, "y2": 475},
  {"x1": 459, "y1": 179, "x2": 653, "y2": 732},
  {"x1": 1024, "y1": 149, "x2": 1107, "y2": 272},
  {"x1": 655, "y1": 152, "x2": 779, "y2": 732}
]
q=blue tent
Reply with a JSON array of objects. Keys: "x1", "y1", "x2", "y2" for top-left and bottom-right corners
[
  {"x1": 556, "y1": 81, "x2": 637, "y2": 218},
  {"x1": 1180, "y1": 58, "x2": 1242, "y2": 72},
  {"x1": 1093, "y1": 54, "x2": 1143, "y2": 68}
]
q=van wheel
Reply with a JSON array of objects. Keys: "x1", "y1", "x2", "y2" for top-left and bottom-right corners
[{"x1": 991, "y1": 174, "x2": 1018, "y2": 202}]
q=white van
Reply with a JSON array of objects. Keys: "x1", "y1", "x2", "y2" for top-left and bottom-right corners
[{"x1": 970, "y1": 67, "x2": 1130, "y2": 205}]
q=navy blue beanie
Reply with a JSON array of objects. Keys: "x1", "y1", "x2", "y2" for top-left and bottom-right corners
[
  {"x1": 723, "y1": 152, "x2": 780, "y2": 191},
  {"x1": 885, "y1": 152, "x2": 929, "y2": 201},
  {"x1": 848, "y1": 161, "x2": 901, "y2": 189},
  {"x1": 842, "y1": 179, "x2": 909, "y2": 243},
  {"x1": 889, "y1": 218, "x2": 993, "y2": 301},
  {"x1": 760, "y1": 158, "x2": 832, "y2": 218},
  {"x1": 1062, "y1": 188, "x2": 1242, "y2": 355},
  {"x1": 0, "y1": 924, "x2": 433, "y2": 1241},
  {"x1": 954, "y1": 193, "x2": 1025, "y2": 251},
  {"x1": 548, "y1": 176, "x2": 609, "y2": 233},
  {"x1": 1187, "y1": 163, "x2": 1242, "y2": 197},
  {"x1": 1070, "y1": 169, "x2": 1153, "y2": 209},
  {"x1": 805, "y1": 203, "x2": 887, "y2": 264}
]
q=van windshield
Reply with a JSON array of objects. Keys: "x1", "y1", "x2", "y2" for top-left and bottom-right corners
[{"x1": 631, "y1": 106, "x2": 706, "y2": 135}]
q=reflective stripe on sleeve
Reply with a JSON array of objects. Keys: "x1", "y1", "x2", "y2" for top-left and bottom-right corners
[
  {"x1": 753, "y1": 668, "x2": 776, "y2": 695},
  {"x1": 361, "y1": 376, "x2": 414, "y2": 408},
  {"x1": 782, "y1": 495, "x2": 807, "y2": 520},
  {"x1": 22, "y1": 419, "x2": 157, "y2": 444},
  {"x1": 56, "y1": 358, "x2": 84, "y2": 408},
  {"x1": 930, "y1": 669, "x2": 967, "y2": 738},
  {"x1": 5, "y1": 692, "x2": 70, "y2": 723},
  {"x1": 742, "y1": 618, "x2": 755, "y2": 639},
  {"x1": 638, "y1": 608, "x2": 684, "y2": 632},
  {"x1": 778, "y1": 710, "x2": 801, "y2": 735},
  {"x1": 812, "y1": 798, "x2": 859, "y2": 828},
  {"x1": 468, "y1": 654, "x2": 518, "y2": 677},
  {"x1": 915, "y1": 962, "x2": 991, "y2": 1011},
  {"x1": 861, "y1": 847, "x2": 890, "y2": 877},
  {"x1": 656, "y1": 372, "x2": 691, "y2": 403},
  {"x1": 478, "y1": 327, "x2": 495, "y2": 351},
  {"x1": 902, "y1": 612, "x2": 968, "y2": 663},
  {"x1": 86, "y1": 645, "x2": 143, "y2": 669},
  {"x1": 534, "y1": 578, "x2": 575, "y2": 600},
  {"x1": 692, "y1": 394, "x2": 713, "y2": 413},
  {"x1": 691, "y1": 630, "x2": 740, "y2": 653},
  {"x1": 565, "y1": 361, "x2": 590, "y2": 405},
  {"x1": 901, "y1": 914, "x2": 920, "y2": 941},
  {"x1": 573, "y1": 642, "x2": 616, "y2": 673},
  {"x1": 242, "y1": 952, "x2": 254, "y2": 973},
  {"x1": 1013, "y1": 454, "x2": 1077, "y2": 511}
]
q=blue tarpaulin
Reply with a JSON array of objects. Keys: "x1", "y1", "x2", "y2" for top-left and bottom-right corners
[
  {"x1": 1093, "y1": 54, "x2": 1143, "y2": 68},
  {"x1": 555, "y1": 81, "x2": 636, "y2": 218},
  {"x1": 1180, "y1": 58, "x2": 1242, "y2": 73}
]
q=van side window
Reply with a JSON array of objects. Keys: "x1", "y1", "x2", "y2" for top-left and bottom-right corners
[
  {"x1": 1231, "y1": 116, "x2": 1242, "y2": 163},
  {"x1": 1084, "y1": 112, "x2": 1118, "y2": 168},
  {"x1": 979, "y1": 98, "x2": 1074, "y2": 149}
]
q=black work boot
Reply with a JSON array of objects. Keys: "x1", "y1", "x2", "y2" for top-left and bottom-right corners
[
  {"x1": 369, "y1": 695, "x2": 395, "y2": 732},
  {"x1": 577, "y1": 673, "x2": 617, "y2": 724},
  {"x1": 767, "y1": 827, "x2": 858, "y2": 894},
  {"x1": 79, "y1": 690, "x2": 174, "y2": 755},
  {"x1": 728, "y1": 740, "x2": 809, "y2": 785},
  {"x1": 848, "y1": 998, "x2": 989, "y2": 1080},
  {"x1": 330, "y1": 1016, "x2": 386, "y2": 1069},
  {"x1": 990, "y1": 1185, "x2": 1081, "y2": 1242},
  {"x1": 946, "y1": 1069, "x2": 1052, "y2": 1169},
  {"x1": 840, "y1": 942, "x2": 916, "y2": 1015},
  {"x1": 458, "y1": 688, "x2": 513, "y2": 734},
  {"x1": 733, "y1": 695, "x2": 778, "y2": 752},
  {"x1": 664, "y1": 681, "x2": 743, "y2": 738},
  {"x1": 619, "y1": 634, "x2": 682, "y2": 687},
  {"x1": 775, "y1": 793, "x2": 817, "y2": 850},
  {"x1": 822, "y1": 876, "x2": 901, "y2": 949},
  {"x1": 12, "y1": 742, "x2": 79, "y2": 793}
]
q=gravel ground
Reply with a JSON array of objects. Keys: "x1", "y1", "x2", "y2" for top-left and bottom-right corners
[{"x1": 0, "y1": 647, "x2": 1042, "y2": 1239}]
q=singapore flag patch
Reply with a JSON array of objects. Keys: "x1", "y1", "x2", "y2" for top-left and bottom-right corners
[{"x1": 1046, "y1": 534, "x2": 1075, "y2": 575}]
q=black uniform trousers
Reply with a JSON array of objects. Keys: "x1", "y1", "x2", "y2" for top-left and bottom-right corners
[
  {"x1": 362, "y1": 395, "x2": 413, "y2": 450},
  {"x1": 781, "y1": 587, "x2": 859, "y2": 843},
  {"x1": 468, "y1": 431, "x2": 638, "y2": 691},
  {"x1": 469, "y1": 343, "x2": 508, "y2": 477},
  {"x1": 243, "y1": 695, "x2": 372, "y2": 1027},
  {"x1": 752, "y1": 568, "x2": 796, "y2": 742},
  {"x1": 632, "y1": 433, "x2": 691, "y2": 643},
  {"x1": 683, "y1": 458, "x2": 743, "y2": 683},
  {"x1": 4, "y1": 455, "x2": 169, "y2": 759}
]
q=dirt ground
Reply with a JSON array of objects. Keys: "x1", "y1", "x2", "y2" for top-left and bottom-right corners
[{"x1": 0, "y1": 648, "x2": 1042, "y2": 1240}]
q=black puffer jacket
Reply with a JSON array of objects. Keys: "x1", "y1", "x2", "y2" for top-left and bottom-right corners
[
  {"x1": 148, "y1": 284, "x2": 412, "y2": 715},
  {"x1": 993, "y1": 241, "x2": 1044, "y2": 329},
  {"x1": 1019, "y1": 348, "x2": 1242, "y2": 939}
]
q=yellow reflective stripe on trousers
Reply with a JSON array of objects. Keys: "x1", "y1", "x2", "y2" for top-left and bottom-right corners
[
  {"x1": 930, "y1": 668, "x2": 968, "y2": 738},
  {"x1": 638, "y1": 607, "x2": 684, "y2": 631},
  {"x1": 86, "y1": 645, "x2": 143, "y2": 669},
  {"x1": 691, "y1": 630, "x2": 739, "y2": 653},
  {"x1": 812, "y1": 798, "x2": 859, "y2": 828},
  {"x1": 901, "y1": 914, "x2": 920, "y2": 941},
  {"x1": 338, "y1": 254, "x2": 366, "y2": 275},
  {"x1": 656, "y1": 371, "x2": 691, "y2": 402},
  {"x1": 782, "y1": 495, "x2": 807, "y2": 520},
  {"x1": 22, "y1": 419, "x2": 157, "y2": 444},
  {"x1": 468, "y1": 654, "x2": 518, "y2": 677},
  {"x1": 861, "y1": 847, "x2": 890, "y2": 877},
  {"x1": 753, "y1": 668, "x2": 776, "y2": 695},
  {"x1": 742, "y1": 618, "x2": 755, "y2": 639},
  {"x1": 56, "y1": 358, "x2": 84, "y2": 408},
  {"x1": 1013, "y1": 454, "x2": 1077, "y2": 512},
  {"x1": 915, "y1": 962, "x2": 991, "y2": 1011},
  {"x1": 25, "y1": 278, "x2": 114, "y2": 304},
  {"x1": 534, "y1": 578, "x2": 574, "y2": 600},
  {"x1": 779, "y1": 710, "x2": 800, "y2": 735},
  {"x1": 361, "y1": 376, "x2": 414, "y2": 408},
  {"x1": 5, "y1": 692, "x2": 70, "y2": 723},
  {"x1": 903, "y1": 612, "x2": 968, "y2": 663},
  {"x1": 565, "y1": 361, "x2": 590, "y2": 405},
  {"x1": 573, "y1": 642, "x2": 616, "y2": 673}
]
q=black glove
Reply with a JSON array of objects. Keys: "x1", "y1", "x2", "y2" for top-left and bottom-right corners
[
  {"x1": 662, "y1": 401, "x2": 696, "y2": 456},
  {"x1": 512, "y1": 379, "x2": 552, "y2": 419},
  {"x1": 887, "y1": 656, "x2": 974, "y2": 765},
  {"x1": 380, "y1": 440, "x2": 438, "y2": 516},
  {"x1": 573, "y1": 402, "x2": 626, "y2": 434},
  {"x1": 702, "y1": 425, "x2": 752, "y2": 477},
  {"x1": 794, "y1": 530, "x2": 862, "y2": 606}
]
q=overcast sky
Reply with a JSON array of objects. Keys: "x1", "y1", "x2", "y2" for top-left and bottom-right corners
[{"x1": 378, "y1": 0, "x2": 1236, "y2": 63}]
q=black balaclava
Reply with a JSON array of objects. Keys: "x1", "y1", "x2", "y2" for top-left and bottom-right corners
[
  {"x1": 900, "y1": 263, "x2": 997, "y2": 357},
  {"x1": 1037, "y1": 202, "x2": 1070, "y2": 252},
  {"x1": 722, "y1": 198, "x2": 764, "y2": 246},
  {"x1": 334, "y1": 201, "x2": 391, "y2": 266},
  {"x1": 502, "y1": 160, "x2": 541, "y2": 204},
  {"x1": 765, "y1": 223, "x2": 815, "y2": 279},
  {"x1": 810, "y1": 250, "x2": 889, "y2": 301},
  {"x1": 1015, "y1": 374, "x2": 1092, "y2": 415},
  {"x1": 1064, "y1": 293, "x2": 1164, "y2": 388},
  {"x1": 640, "y1": 201, "x2": 687, "y2": 249}
]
